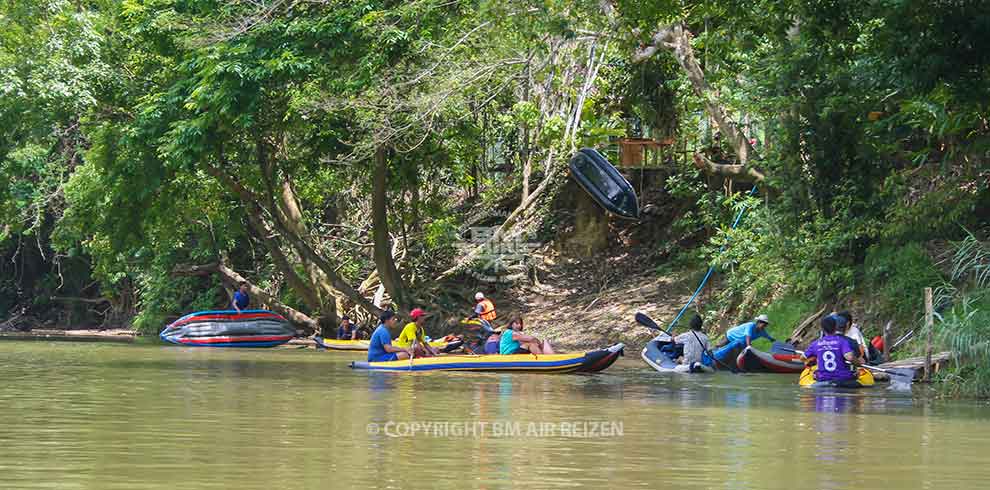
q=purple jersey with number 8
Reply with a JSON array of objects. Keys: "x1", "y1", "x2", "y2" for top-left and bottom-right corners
[{"x1": 806, "y1": 335, "x2": 856, "y2": 381}]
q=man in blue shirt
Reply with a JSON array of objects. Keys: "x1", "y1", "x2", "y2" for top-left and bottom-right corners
[
  {"x1": 367, "y1": 311, "x2": 413, "y2": 362},
  {"x1": 718, "y1": 314, "x2": 775, "y2": 350},
  {"x1": 337, "y1": 316, "x2": 358, "y2": 340},
  {"x1": 231, "y1": 282, "x2": 250, "y2": 313}
]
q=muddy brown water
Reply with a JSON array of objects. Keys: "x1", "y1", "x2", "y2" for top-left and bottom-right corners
[{"x1": 0, "y1": 341, "x2": 988, "y2": 489}]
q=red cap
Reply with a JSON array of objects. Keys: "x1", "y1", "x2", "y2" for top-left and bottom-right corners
[{"x1": 410, "y1": 308, "x2": 427, "y2": 320}]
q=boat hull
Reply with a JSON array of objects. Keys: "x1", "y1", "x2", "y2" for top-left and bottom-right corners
[
  {"x1": 736, "y1": 346, "x2": 804, "y2": 373},
  {"x1": 160, "y1": 310, "x2": 294, "y2": 347},
  {"x1": 351, "y1": 344, "x2": 625, "y2": 373},
  {"x1": 568, "y1": 148, "x2": 639, "y2": 219},
  {"x1": 641, "y1": 338, "x2": 714, "y2": 374},
  {"x1": 799, "y1": 365, "x2": 875, "y2": 388}
]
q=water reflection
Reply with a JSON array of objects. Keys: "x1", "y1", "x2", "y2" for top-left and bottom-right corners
[{"x1": 1, "y1": 343, "x2": 990, "y2": 490}]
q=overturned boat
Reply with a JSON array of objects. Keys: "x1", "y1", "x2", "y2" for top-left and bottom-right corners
[
  {"x1": 569, "y1": 148, "x2": 639, "y2": 219},
  {"x1": 160, "y1": 310, "x2": 294, "y2": 347},
  {"x1": 350, "y1": 343, "x2": 625, "y2": 373}
]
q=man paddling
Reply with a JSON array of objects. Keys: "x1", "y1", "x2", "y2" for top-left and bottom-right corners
[
  {"x1": 231, "y1": 282, "x2": 250, "y2": 313},
  {"x1": 718, "y1": 314, "x2": 775, "y2": 350},
  {"x1": 673, "y1": 315, "x2": 710, "y2": 366},
  {"x1": 395, "y1": 308, "x2": 439, "y2": 357},
  {"x1": 499, "y1": 317, "x2": 554, "y2": 355},
  {"x1": 367, "y1": 311, "x2": 414, "y2": 362},
  {"x1": 802, "y1": 315, "x2": 861, "y2": 384}
]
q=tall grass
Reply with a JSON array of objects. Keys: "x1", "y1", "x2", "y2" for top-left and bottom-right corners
[{"x1": 935, "y1": 230, "x2": 990, "y2": 398}]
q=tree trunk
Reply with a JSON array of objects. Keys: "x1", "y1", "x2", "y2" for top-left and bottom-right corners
[
  {"x1": 203, "y1": 163, "x2": 382, "y2": 318},
  {"x1": 372, "y1": 146, "x2": 409, "y2": 311},
  {"x1": 278, "y1": 177, "x2": 338, "y2": 308},
  {"x1": 245, "y1": 212, "x2": 323, "y2": 312},
  {"x1": 601, "y1": 2, "x2": 768, "y2": 178},
  {"x1": 692, "y1": 154, "x2": 765, "y2": 182},
  {"x1": 563, "y1": 180, "x2": 609, "y2": 257}
]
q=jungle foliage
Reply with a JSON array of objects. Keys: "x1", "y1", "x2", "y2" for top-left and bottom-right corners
[{"x1": 1, "y1": 0, "x2": 988, "y2": 393}]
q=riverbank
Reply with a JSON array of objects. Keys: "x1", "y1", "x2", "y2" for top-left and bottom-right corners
[{"x1": 0, "y1": 329, "x2": 139, "y2": 343}]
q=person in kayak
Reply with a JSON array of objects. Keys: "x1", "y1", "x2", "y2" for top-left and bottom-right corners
[
  {"x1": 394, "y1": 308, "x2": 439, "y2": 357},
  {"x1": 231, "y1": 282, "x2": 250, "y2": 313},
  {"x1": 499, "y1": 317, "x2": 554, "y2": 355},
  {"x1": 718, "y1": 314, "x2": 775, "y2": 350},
  {"x1": 337, "y1": 315, "x2": 358, "y2": 340},
  {"x1": 673, "y1": 315, "x2": 710, "y2": 366},
  {"x1": 368, "y1": 310, "x2": 413, "y2": 362},
  {"x1": 835, "y1": 310, "x2": 880, "y2": 363},
  {"x1": 802, "y1": 315, "x2": 861, "y2": 383}
]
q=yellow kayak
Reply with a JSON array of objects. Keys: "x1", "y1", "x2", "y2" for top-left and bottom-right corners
[
  {"x1": 314, "y1": 335, "x2": 461, "y2": 351},
  {"x1": 799, "y1": 364, "x2": 875, "y2": 388},
  {"x1": 351, "y1": 343, "x2": 625, "y2": 373}
]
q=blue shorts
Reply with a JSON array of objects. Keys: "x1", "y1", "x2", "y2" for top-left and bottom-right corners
[{"x1": 369, "y1": 352, "x2": 398, "y2": 363}]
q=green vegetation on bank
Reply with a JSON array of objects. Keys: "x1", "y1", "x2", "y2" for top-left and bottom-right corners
[{"x1": 1, "y1": 1, "x2": 988, "y2": 396}]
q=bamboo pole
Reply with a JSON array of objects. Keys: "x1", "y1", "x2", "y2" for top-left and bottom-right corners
[
  {"x1": 924, "y1": 287, "x2": 934, "y2": 382},
  {"x1": 882, "y1": 320, "x2": 891, "y2": 362}
]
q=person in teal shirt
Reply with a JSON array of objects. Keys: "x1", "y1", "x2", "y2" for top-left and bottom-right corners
[
  {"x1": 499, "y1": 317, "x2": 555, "y2": 355},
  {"x1": 719, "y1": 314, "x2": 775, "y2": 350}
]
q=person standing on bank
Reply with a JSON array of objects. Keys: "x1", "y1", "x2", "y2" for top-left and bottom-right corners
[{"x1": 232, "y1": 282, "x2": 250, "y2": 313}]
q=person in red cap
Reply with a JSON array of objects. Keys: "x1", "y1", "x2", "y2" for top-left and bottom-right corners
[{"x1": 394, "y1": 308, "x2": 438, "y2": 357}]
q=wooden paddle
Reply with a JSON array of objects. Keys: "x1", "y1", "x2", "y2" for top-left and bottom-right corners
[{"x1": 634, "y1": 312, "x2": 737, "y2": 373}]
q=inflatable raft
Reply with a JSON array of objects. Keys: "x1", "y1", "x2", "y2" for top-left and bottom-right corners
[
  {"x1": 350, "y1": 343, "x2": 625, "y2": 373},
  {"x1": 799, "y1": 364, "x2": 875, "y2": 388},
  {"x1": 160, "y1": 310, "x2": 294, "y2": 347},
  {"x1": 314, "y1": 335, "x2": 464, "y2": 353},
  {"x1": 569, "y1": 148, "x2": 639, "y2": 219},
  {"x1": 736, "y1": 346, "x2": 804, "y2": 373},
  {"x1": 641, "y1": 337, "x2": 714, "y2": 374}
]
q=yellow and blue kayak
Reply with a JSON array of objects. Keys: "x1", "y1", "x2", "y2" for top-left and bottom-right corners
[
  {"x1": 314, "y1": 335, "x2": 463, "y2": 352},
  {"x1": 799, "y1": 364, "x2": 875, "y2": 388},
  {"x1": 350, "y1": 343, "x2": 625, "y2": 373}
]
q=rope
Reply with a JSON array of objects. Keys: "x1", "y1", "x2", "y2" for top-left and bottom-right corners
[{"x1": 663, "y1": 185, "x2": 759, "y2": 334}]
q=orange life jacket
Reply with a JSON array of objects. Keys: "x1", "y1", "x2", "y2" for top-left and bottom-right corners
[{"x1": 478, "y1": 299, "x2": 497, "y2": 321}]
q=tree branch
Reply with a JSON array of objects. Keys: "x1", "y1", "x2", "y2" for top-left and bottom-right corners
[{"x1": 692, "y1": 153, "x2": 765, "y2": 182}]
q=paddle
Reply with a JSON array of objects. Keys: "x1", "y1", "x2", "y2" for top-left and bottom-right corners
[
  {"x1": 634, "y1": 312, "x2": 736, "y2": 373},
  {"x1": 859, "y1": 365, "x2": 916, "y2": 385},
  {"x1": 774, "y1": 345, "x2": 915, "y2": 386}
]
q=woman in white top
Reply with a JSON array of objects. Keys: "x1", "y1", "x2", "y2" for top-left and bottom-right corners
[{"x1": 836, "y1": 310, "x2": 867, "y2": 358}]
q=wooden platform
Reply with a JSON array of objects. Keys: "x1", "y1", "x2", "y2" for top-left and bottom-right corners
[{"x1": 873, "y1": 351, "x2": 953, "y2": 381}]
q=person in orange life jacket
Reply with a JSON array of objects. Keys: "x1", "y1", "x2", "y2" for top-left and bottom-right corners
[
  {"x1": 472, "y1": 291, "x2": 497, "y2": 323},
  {"x1": 499, "y1": 317, "x2": 555, "y2": 355},
  {"x1": 232, "y1": 282, "x2": 250, "y2": 313}
]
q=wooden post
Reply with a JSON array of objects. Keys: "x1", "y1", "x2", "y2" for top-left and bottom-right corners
[
  {"x1": 882, "y1": 320, "x2": 891, "y2": 362},
  {"x1": 924, "y1": 287, "x2": 934, "y2": 382}
]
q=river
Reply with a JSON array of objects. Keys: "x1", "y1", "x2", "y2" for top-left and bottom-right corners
[{"x1": 0, "y1": 341, "x2": 988, "y2": 489}]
